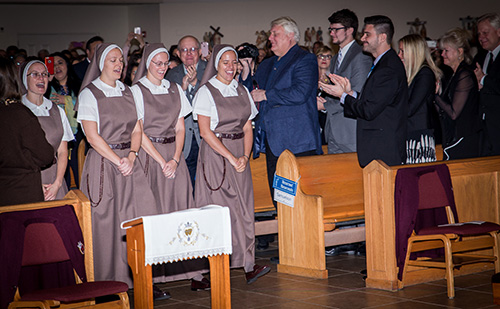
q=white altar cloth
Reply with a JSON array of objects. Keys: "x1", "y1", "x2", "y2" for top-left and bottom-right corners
[{"x1": 121, "y1": 205, "x2": 232, "y2": 266}]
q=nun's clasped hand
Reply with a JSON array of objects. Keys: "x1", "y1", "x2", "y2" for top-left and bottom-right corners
[
  {"x1": 162, "y1": 159, "x2": 178, "y2": 179},
  {"x1": 118, "y1": 157, "x2": 134, "y2": 176}
]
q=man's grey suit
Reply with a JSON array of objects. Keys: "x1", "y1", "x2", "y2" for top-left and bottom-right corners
[
  {"x1": 165, "y1": 60, "x2": 207, "y2": 159},
  {"x1": 324, "y1": 42, "x2": 371, "y2": 154}
]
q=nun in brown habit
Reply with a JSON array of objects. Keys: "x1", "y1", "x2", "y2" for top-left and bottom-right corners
[
  {"x1": 130, "y1": 43, "x2": 210, "y2": 291},
  {"x1": 0, "y1": 58, "x2": 54, "y2": 206},
  {"x1": 20, "y1": 60, "x2": 72, "y2": 200},
  {"x1": 76, "y1": 43, "x2": 159, "y2": 288},
  {"x1": 192, "y1": 44, "x2": 270, "y2": 284}
]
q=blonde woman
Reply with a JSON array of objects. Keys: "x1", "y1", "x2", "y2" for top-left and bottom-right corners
[
  {"x1": 398, "y1": 34, "x2": 442, "y2": 163},
  {"x1": 435, "y1": 28, "x2": 481, "y2": 160}
]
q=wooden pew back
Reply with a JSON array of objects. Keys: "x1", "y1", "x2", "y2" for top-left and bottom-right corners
[
  {"x1": 295, "y1": 152, "x2": 363, "y2": 229},
  {"x1": 249, "y1": 152, "x2": 275, "y2": 213},
  {"x1": 363, "y1": 156, "x2": 500, "y2": 291},
  {"x1": 0, "y1": 190, "x2": 94, "y2": 280},
  {"x1": 252, "y1": 144, "x2": 443, "y2": 219}
]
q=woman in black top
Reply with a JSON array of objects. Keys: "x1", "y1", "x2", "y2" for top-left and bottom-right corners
[
  {"x1": 435, "y1": 28, "x2": 481, "y2": 160},
  {"x1": 398, "y1": 34, "x2": 442, "y2": 163},
  {"x1": 44, "y1": 52, "x2": 82, "y2": 187}
]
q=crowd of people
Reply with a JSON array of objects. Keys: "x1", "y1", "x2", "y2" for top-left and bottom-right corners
[{"x1": 1, "y1": 8, "x2": 499, "y2": 302}]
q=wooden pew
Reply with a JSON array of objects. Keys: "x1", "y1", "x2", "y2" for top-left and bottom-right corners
[
  {"x1": 0, "y1": 190, "x2": 94, "y2": 281},
  {"x1": 252, "y1": 145, "x2": 443, "y2": 236},
  {"x1": 363, "y1": 156, "x2": 500, "y2": 291},
  {"x1": 250, "y1": 151, "x2": 280, "y2": 236},
  {"x1": 258, "y1": 146, "x2": 444, "y2": 279},
  {"x1": 272, "y1": 150, "x2": 365, "y2": 279},
  {"x1": 251, "y1": 145, "x2": 329, "y2": 236}
]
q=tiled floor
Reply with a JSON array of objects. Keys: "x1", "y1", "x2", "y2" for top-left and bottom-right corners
[{"x1": 128, "y1": 243, "x2": 499, "y2": 308}]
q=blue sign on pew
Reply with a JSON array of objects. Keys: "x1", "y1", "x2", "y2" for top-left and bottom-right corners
[
  {"x1": 273, "y1": 174, "x2": 298, "y2": 207},
  {"x1": 273, "y1": 174, "x2": 297, "y2": 196}
]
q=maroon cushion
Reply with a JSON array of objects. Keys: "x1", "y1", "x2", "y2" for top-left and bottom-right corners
[
  {"x1": 418, "y1": 222, "x2": 500, "y2": 236},
  {"x1": 20, "y1": 281, "x2": 128, "y2": 302}
]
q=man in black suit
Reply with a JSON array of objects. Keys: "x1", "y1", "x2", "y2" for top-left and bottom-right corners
[
  {"x1": 474, "y1": 13, "x2": 500, "y2": 156},
  {"x1": 320, "y1": 15, "x2": 408, "y2": 167},
  {"x1": 73, "y1": 36, "x2": 104, "y2": 82},
  {"x1": 165, "y1": 35, "x2": 207, "y2": 186}
]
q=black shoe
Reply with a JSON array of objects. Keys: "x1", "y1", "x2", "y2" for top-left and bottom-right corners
[
  {"x1": 191, "y1": 278, "x2": 210, "y2": 291},
  {"x1": 245, "y1": 265, "x2": 271, "y2": 284},
  {"x1": 325, "y1": 247, "x2": 341, "y2": 256},
  {"x1": 153, "y1": 285, "x2": 171, "y2": 301},
  {"x1": 256, "y1": 242, "x2": 269, "y2": 251}
]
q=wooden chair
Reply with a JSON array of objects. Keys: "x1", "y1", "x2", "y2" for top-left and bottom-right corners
[
  {"x1": 0, "y1": 191, "x2": 129, "y2": 309},
  {"x1": 398, "y1": 165, "x2": 500, "y2": 299}
]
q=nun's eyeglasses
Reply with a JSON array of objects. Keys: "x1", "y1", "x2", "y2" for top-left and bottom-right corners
[
  {"x1": 179, "y1": 47, "x2": 199, "y2": 54},
  {"x1": 27, "y1": 72, "x2": 49, "y2": 78},
  {"x1": 151, "y1": 60, "x2": 169, "y2": 67}
]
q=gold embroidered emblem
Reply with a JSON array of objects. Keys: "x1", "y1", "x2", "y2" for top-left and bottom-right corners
[{"x1": 168, "y1": 221, "x2": 210, "y2": 246}]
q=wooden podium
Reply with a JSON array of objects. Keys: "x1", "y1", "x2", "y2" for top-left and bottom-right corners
[{"x1": 123, "y1": 218, "x2": 231, "y2": 309}]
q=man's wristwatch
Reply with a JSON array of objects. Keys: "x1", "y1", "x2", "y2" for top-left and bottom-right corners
[{"x1": 129, "y1": 150, "x2": 139, "y2": 157}]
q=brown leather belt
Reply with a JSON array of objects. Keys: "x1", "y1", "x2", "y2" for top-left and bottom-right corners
[
  {"x1": 214, "y1": 132, "x2": 244, "y2": 140},
  {"x1": 149, "y1": 136, "x2": 176, "y2": 144},
  {"x1": 108, "y1": 142, "x2": 131, "y2": 149}
]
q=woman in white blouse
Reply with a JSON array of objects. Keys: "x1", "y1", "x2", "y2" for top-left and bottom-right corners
[
  {"x1": 21, "y1": 60, "x2": 73, "y2": 200},
  {"x1": 130, "y1": 43, "x2": 209, "y2": 293},
  {"x1": 76, "y1": 43, "x2": 157, "y2": 287},
  {"x1": 193, "y1": 44, "x2": 270, "y2": 284}
]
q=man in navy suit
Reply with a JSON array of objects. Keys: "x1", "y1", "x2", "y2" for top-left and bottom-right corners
[
  {"x1": 73, "y1": 36, "x2": 103, "y2": 82},
  {"x1": 474, "y1": 13, "x2": 500, "y2": 156},
  {"x1": 321, "y1": 15, "x2": 408, "y2": 167},
  {"x1": 251, "y1": 16, "x2": 322, "y2": 206}
]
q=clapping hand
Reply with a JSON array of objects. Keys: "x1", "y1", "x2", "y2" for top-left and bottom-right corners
[
  {"x1": 318, "y1": 73, "x2": 353, "y2": 98},
  {"x1": 474, "y1": 63, "x2": 485, "y2": 90},
  {"x1": 182, "y1": 65, "x2": 197, "y2": 90}
]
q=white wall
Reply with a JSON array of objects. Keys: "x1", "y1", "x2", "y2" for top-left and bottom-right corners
[
  {"x1": 1, "y1": 1, "x2": 499, "y2": 55},
  {"x1": 128, "y1": 4, "x2": 161, "y2": 43},
  {"x1": 159, "y1": 0, "x2": 500, "y2": 48},
  {"x1": 0, "y1": 4, "x2": 130, "y2": 54}
]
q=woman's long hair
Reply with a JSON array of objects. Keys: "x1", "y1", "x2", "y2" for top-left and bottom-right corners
[
  {"x1": 399, "y1": 34, "x2": 442, "y2": 85},
  {"x1": 0, "y1": 58, "x2": 22, "y2": 104},
  {"x1": 44, "y1": 52, "x2": 82, "y2": 98}
]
